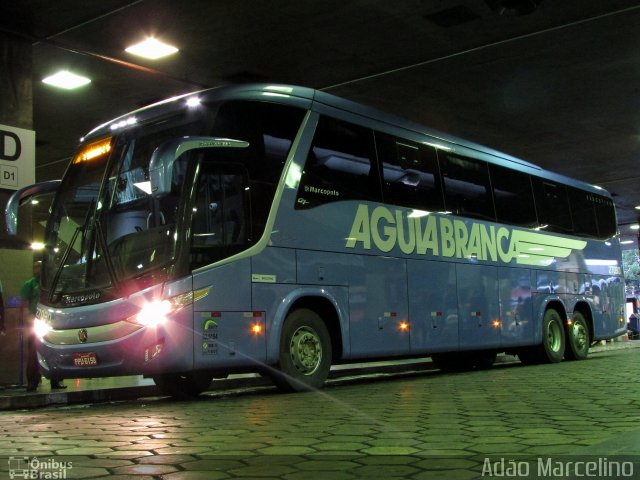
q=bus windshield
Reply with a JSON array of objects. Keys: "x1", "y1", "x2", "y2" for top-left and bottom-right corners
[
  {"x1": 41, "y1": 99, "x2": 305, "y2": 303},
  {"x1": 42, "y1": 138, "x2": 115, "y2": 297},
  {"x1": 42, "y1": 115, "x2": 205, "y2": 299}
]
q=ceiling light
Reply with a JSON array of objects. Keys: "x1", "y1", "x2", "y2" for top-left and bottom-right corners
[
  {"x1": 621, "y1": 240, "x2": 635, "y2": 245},
  {"x1": 635, "y1": 206, "x2": 640, "y2": 210},
  {"x1": 631, "y1": 224, "x2": 640, "y2": 230},
  {"x1": 125, "y1": 38, "x2": 179, "y2": 60},
  {"x1": 42, "y1": 71, "x2": 91, "y2": 90}
]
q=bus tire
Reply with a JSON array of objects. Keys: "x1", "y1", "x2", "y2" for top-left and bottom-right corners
[
  {"x1": 565, "y1": 311, "x2": 590, "y2": 360},
  {"x1": 541, "y1": 308, "x2": 566, "y2": 363},
  {"x1": 153, "y1": 373, "x2": 212, "y2": 400},
  {"x1": 273, "y1": 308, "x2": 332, "y2": 392},
  {"x1": 518, "y1": 308, "x2": 566, "y2": 364}
]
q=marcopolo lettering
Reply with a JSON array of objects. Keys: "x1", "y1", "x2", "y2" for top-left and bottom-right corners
[
  {"x1": 345, "y1": 204, "x2": 588, "y2": 267},
  {"x1": 0, "y1": 129, "x2": 21, "y2": 161}
]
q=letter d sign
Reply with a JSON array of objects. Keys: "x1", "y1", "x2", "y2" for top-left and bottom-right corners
[{"x1": 0, "y1": 129, "x2": 21, "y2": 161}]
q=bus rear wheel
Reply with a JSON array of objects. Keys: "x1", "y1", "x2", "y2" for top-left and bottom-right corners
[
  {"x1": 565, "y1": 311, "x2": 590, "y2": 360},
  {"x1": 273, "y1": 309, "x2": 332, "y2": 392},
  {"x1": 153, "y1": 372, "x2": 212, "y2": 400}
]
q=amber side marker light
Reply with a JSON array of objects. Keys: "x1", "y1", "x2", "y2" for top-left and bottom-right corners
[
  {"x1": 492, "y1": 320, "x2": 501, "y2": 328},
  {"x1": 73, "y1": 137, "x2": 112, "y2": 164},
  {"x1": 251, "y1": 323, "x2": 263, "y2": 335},
  {"x1": 399, "y1": 321, "x2": 409, "y2": 332}
]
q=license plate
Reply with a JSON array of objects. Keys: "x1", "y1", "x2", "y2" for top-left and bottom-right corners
[{"x1": 73, "y1": 353, "x2": 98, "y2": 367}]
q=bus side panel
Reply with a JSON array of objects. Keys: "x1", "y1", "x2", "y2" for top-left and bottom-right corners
[
  {"x1": 193, "y1": 259, "x2": 252, "y2": 310},
  {"x1": 407, "y1": 259, "x2": 458, "y2": 353},
  {"x1": 457, "y1": 264, "x2": 501, "y2": 350},
  {"x1": 192, "y1": 259, "x2": 257, "y2": 369},
  {"x1": 349, "y1": 255, "x2": 410, "y2": 357},
  {"x1": 296, "y1": 250, "x2": 351, "y2": 286},
  {"x1": 251, "y1": 247, "x2": 297, "y2": 285},
  {"x1": 193, "y1": 311, "x2": 266, "y2": 369},
  {"x1": 498, "y1": 267, "x2": 534, "y2": 347}
]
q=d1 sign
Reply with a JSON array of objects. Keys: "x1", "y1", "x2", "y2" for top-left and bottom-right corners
[{"x1": 0, "y1": 123, "x2": 35, "y2": 190}]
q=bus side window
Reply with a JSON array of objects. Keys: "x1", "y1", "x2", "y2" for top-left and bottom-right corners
[
  {"x1": 440, "y1": 153, "x2": 495, "y2": 221},
  {"x1": 489, "y1": 163, "x2": 537, "y2": 227},
  {"x1": 568, "y1": 187, "x2": 598, "y2": 238},
  {"x1": 594, "y1": 195, "x2": 617, "y2": 238},
  {"x1": 295, "y1": 116, "x2": 381, "y2": 209},
  {"x1": 191, "y1": 164, "x2": 249, "y2": 266},
  {"x1": 532, "y1": 178, "x2": 573, "y2": 234},
  {"x1": 376, "y1": 133, "x2": 444, "y2": 212}
]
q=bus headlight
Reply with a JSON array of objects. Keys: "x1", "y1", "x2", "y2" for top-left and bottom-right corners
[
  {"x1": 127, "y1": 287, "x2": 210, "y2": 328},
  {"x1": 134, "y1": 300, "x2": 173, "y2": 327},
  {"x1": 34, "y1": 318, "x2": 53, "y2": 339}
]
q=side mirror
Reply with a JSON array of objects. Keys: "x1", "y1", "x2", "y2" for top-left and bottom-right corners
[
  {"x1": 5, "y1": 180, "x2": 61, "y2": 235},
  {"x1": 149, "y1": 136, "x2": 249, "y2": 195}
]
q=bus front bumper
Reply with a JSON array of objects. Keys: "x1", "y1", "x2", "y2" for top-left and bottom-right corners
[{"x1": 36, "y1": 320, "x2": 192, "y2": 379}]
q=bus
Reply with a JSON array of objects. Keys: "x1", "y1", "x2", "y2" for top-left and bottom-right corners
[{"x1": 6, "y1": 83, "x2": 626, "y2": 398}]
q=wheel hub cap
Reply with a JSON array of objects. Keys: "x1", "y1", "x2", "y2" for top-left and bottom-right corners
[{"x1": 290, "y1": 326, "x2": 322, "y2": 375}]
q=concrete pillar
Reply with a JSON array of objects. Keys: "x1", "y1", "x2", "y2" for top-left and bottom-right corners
[{"x1": 0, "y1": 32, "x2": 34, "y2": 386}]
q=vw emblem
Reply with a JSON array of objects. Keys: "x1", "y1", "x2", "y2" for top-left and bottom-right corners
[{"x1": 78, "y1": 328, "x2": 88, "y2": 343}]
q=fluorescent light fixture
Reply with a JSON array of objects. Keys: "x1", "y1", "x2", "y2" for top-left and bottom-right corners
[
  {"x1": 621, "y1": 240, "x2": 635, "y2": 245},
  {"x1": 42, "y1": 70, "x2": 91, "y2": 90},
  {"x1": 631, "y1": 224, "x2": 640, "y2": 230},
  {"x1": 125, "y1": 38, "x2": 178, "y2": 59}
]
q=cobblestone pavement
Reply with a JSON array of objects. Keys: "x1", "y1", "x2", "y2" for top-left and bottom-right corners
[{"x1": 0, "y1": 348, "x2": 639, "y2": 479}]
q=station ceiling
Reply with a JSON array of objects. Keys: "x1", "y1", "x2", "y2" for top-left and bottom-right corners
[{"x1": 2, "y1": 0, "x2": 640, "y2": 244}]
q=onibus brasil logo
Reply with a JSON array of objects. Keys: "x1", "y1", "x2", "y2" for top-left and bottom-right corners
[
  {"x1": 8, "y1": 456, "x2": 72, "y2": 479},
  {"x1": 345, "y1": 204, "x2": 587, "y2": 266}
]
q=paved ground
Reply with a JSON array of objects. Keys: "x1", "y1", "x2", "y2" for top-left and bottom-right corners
[{"x1": 0, "y1": 343, "x2": 639, "y2": 479}]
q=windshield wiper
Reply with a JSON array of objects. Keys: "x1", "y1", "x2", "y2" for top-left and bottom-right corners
[
  {"x1": 94, "y1": 218, "x2": 119, "y2": 291},
  {"x1": 48, "y1": 224, "x2": 84, "y2": 303},
  {"x1": 48, "y1": 200, "x2": 96, "y2": 302}
]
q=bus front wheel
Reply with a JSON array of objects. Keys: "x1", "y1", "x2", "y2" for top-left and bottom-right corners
[
  {"x1": 565, "y1": 311, "x2": 590, "y2": 360},
  {"x1": 153, "y1": 372, "x2": 212, "y2": 400},
  {"x1": 273, "y1": 309, "x2": 332, "y2": 392}
]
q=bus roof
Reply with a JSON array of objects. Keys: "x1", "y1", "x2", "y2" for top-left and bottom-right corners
[{"x1": 81, "y1": 83, "x2": 610, "y2": 198}]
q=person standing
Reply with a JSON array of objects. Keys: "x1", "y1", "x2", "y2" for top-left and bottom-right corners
[{"x1": 20, "y1": 262, "x2": 65, "y2": 391}]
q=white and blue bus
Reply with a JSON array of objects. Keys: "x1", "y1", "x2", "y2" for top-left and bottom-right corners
[{"x1": 6, "y1": 84, "x2": 626, "y2": 397}]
